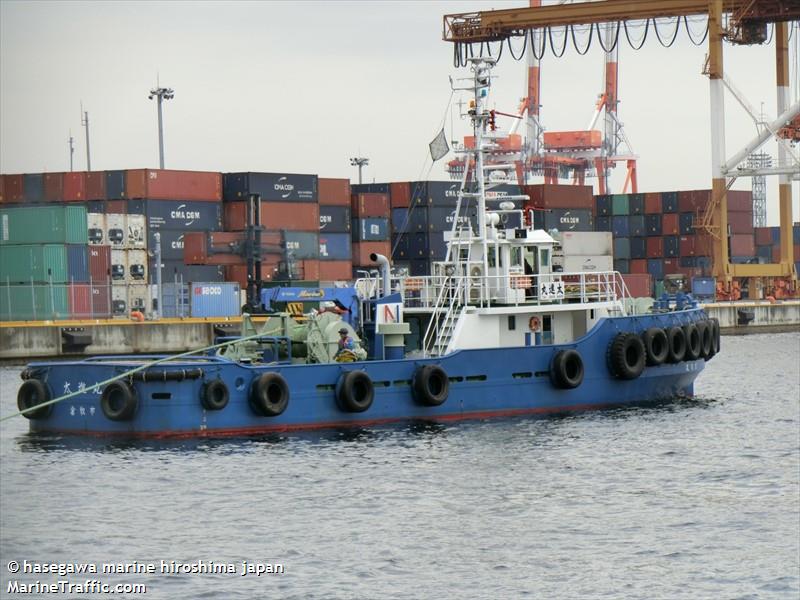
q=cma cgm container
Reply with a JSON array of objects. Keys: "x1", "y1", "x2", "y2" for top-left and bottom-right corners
[
  {"x1": 223, "y1": 172, "x2": 318, "y2": 202},
  {"x1": 190, "y1": 282, "x2": 241, "y2": 317},
  {"x1": 533, "y1": 209, "x2": 592, "y2": 232},
  {"x1": 0, "y1": 205, "x2": 88, "y2": 245},
  {"x1": 319, "y1": 206, "x2": 351, "y2": 233},
  {"x1": 319, "y1": 233, "x2": 352, "y2": 260},
  {"x1": 147, "y1": 229, "x2": 186, "y2": 260},
  {"x1": 130, "y1": 199, "x2": 222, "y2": 231},
  {"x1": 0, "y1": 245, "x2": 68, "y2": 283},
  {"x1": 149, "y1": 260, "x2": 224, "y2": 285},
  {"x1": 126, "y1": 169, "x2": 222, "y2": 201}
]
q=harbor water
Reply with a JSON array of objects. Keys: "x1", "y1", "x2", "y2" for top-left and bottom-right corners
[{"x1": 0, "y1": 332, "x2": 798, "y2": 599}]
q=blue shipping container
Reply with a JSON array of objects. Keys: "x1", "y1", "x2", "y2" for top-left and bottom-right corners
[
  {"x1": 595, "y1": 216, "x2": 611, "y2": 232},
  {"x1": 409, "y1": 259, "x2": 431, "y2": 276},
  {"x1": 647, "y1": 259, "x2": 664, "y2": 279},
  {"x1": 392, "y1": 207, "x2": 428, "y2": 233},
  {"x1": 224, "y1": 172, "x2": 318, "y2": 202},
  {"x1": 534, "y1": 209, "x2": 592, "y2": 232},
  {"x1": 427, "y1": 206, "x2": 476, "y2": 232},
  {"x1": 352, "y1": 218, "x2": 390, "y2": 242},
  {"x1": 645, "y1": 214, "x2": 662, "y2": 236},
  {"x1": 756, "y1": 245, "x2": 773, "y2": 260},
  {"x1": 67, "y1": 245, "x2": 89, "y2": 283},
  {"x1": 105, "y1": 171, "x2": 127, "y2": 200},
  {"x1": 131, "y1": 200, "x2": 222, "y2": 231},
  {"x1": 160, "y1": 283, "x2": 190, "y2": 318},
  {"x1": 410, "y1": 181, "x2": 462, "y2": 207},
  {"x1": 392, "y1": 233, "x2": 410, "y2": 259},
  {"x1": 23, "y1": 174, "x2": 44, "y2": 203},
  {"x1": 630, "y1": 237, "x2": 647, "y2": 259},
  {"x1": 661, "y1": 192, "x2": 678, "y2": 213},
  {"x1": 614, "y1": 237, "x2": 631, "y2": 260},
  {"x1": 595, "y1": 195, "x2": 612, "y2": 216},
  {"x1": 319, "y1": 233, "x2": 352, "y2": 260},
  {"x1": 189, "y1": 282, "x2": 241, "y2": 317},
  {"x1": 664, "y1": 236, "x2": 680, "y2": 258},
  {"x1": 147, "y1": 229, "x2": 186, "y2": 260},
  {"x1": 628, "y1": 194, "x2": 645, "y2": 215},
  {"x1": 284, "y1": 231, "x2": 319, "y2": 259},
  {"x1": 679, "y1": 212, "x2": 695, "y2": 235},
  {"x1": 612, "y1": 216, "x2": 630, "y2": 237},
  {"x1": 629, "y1": 215, "x2": 645, "y2": 237},
  {"x1": 319, "y1": 206, "x2": 351, "y2": 233},
  {"x1": 614, "y1": 259, "x2": 630, "y2": 273}
]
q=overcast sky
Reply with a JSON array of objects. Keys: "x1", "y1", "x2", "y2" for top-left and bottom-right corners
[{"x1": 1, "y1": 1, "x2": 798, "y2": 225}]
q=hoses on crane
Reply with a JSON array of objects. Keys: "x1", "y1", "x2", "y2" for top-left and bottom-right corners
[
  {"x1": 507, "y1": 30, "x2": 528, "y2": 61},
  {"x1": 597, "y1": 21, "x2": 621, "y2": 53},
  {"x1": 684, "y1": 16, "x2": 709, "y2": 45},
  {"x1": 571, "y1": 22, "x2": 595, "y2": 56},
  {"x1": 549, "y1": 24, "x2": 570, "y2": 58},
  {"x1": 653, "y1": 17, "x2": 682, "y2": 48},
  {"x1": 623, "y1": 19, "x2": 650, "y2": 50}
]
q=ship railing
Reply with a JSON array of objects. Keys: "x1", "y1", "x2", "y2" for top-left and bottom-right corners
[{"x1": 392, "y1": 270, "x2": 629, "y2": 311}]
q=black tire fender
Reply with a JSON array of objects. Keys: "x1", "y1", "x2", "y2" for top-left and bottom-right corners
[
  {"x1": 201, "y1": 379, "x2": 229, "y2": 411},
  {"x1": 683, "y1": 323, "x2": 701, "y2": 361},
  {"x1": 608, "y1": 333, "x2": 646, "y2": 380},
  {"x1": 666, "y1": 326, "x2": 686, "y2": 363},
  {"x1": 336, "y1": 370, "x2": 374, "y2": 413},
  {"x1": 250, "y1": 372, "x2": 289, "y2": 417},
  {"x1": 101, "y1": 381, "x2": 138, "y2": 421},
  {"x1": 709, "y1": 318, "x2": 721, "y2": 358},
  {"x1": 550, "y1": 349, "x2": 584, "y2": 389},
  {"x1": 17, "y1": 379, "x2": 52, "y2": 420},
  {"x1": 697, "y1": 321, "x2": 713, "y2": 359},
  {"x1": 642, "y1": 327, "x2": 669, "y2": 366},
  {"x1": 413, "y1": 365, "x2": 449, "y2": 406}
]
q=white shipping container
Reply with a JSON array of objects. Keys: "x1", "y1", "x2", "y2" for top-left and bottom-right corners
[
  {"x1": 127, "y1": 284, "x2": 150, "y2": 314},
  {"x1": 126, "y1": 214, "x2": 146, "y2": 249},
  {"x1": 106, "y1": 213, "x2": 127, "y2": 248},
  {"x1": 126, "y1": 249, "x2": 148, "y2": 282},
  {"x1": 555, "y1": 231, "x2": 613, "y2": 257},
  {"x1": 111, "y1": 283, "x2": 128, "y2": 315},
  {"x1": 110, "y1": 249, "x2": 127, "y2": 281},
  {"x1": 88, "y1": 213, "x2": 106, "y2": 245},
  {"x1": 561, "y1": 255, "x2": 614, "y2": 273}
]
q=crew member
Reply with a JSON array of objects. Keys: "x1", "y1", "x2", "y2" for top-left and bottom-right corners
[{"x1": 337, "y1": 327, "x2": 355, "y2": 353}]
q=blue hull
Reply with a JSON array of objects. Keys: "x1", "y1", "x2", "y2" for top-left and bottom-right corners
[{"x1": 22, "y1": 310, "x2": 711, "y2": 437}]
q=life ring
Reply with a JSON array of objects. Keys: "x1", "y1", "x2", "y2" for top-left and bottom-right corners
[
  {"x1": 683, "y1": 323, "x2": 701, "y2": 361},
  {"x1": 17, "y1": 379, "x2": 52, "y2": 420},
  {"x1": 336, "y1": 370, "x2": 374, "y2": 413},
  {"x1": 666, "y1": 326, "x2": 686, "y2": 363},
  {"x1": 101, "y1": 381, "x2": 138, "y2": 421},
  {"x1": 642, "y1": 327, "x2": 669, "y2": 366},
  {"x1": 130, "y1": 310, "x2": 145, "y2": 322},
  {"x1": 550, "y1": 349, "x2": 584, "y2": 389},
  {"x1": 608, "y1": 333, "x2": 645, "y2": 380},
  {"x1": 250, "y1": 372, "x2": 289, "y2": 417},
  {"x1": 201, "y1": 380, "x2": 229, "y2": 411},
  {"x1": 529, "y1": 316, "x2": 541, "y2": 332},
  {"x1": 413, "y1": 365, "x2": 449, "y2": 406}
]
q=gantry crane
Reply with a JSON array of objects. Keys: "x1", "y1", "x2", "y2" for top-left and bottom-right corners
[{"x1": 443, "y1": 0, "x2": 800, "y2": 298}]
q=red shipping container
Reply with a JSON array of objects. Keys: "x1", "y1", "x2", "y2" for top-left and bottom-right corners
[
  {"x1": 630, "y1": 259, "x2": 648, "y2": 274},
  {"x1": 644, "y1": 192, "x2": 662, "y2": 214},
  {"x1": 522, "y1": 184, "x2": 593, "y2": 210},
  {"x1": 67, "y1": 283, "x2": 92, "y2": 318},
  {"x1": 225, "y1": 262, "x2": 281, "y2": 287},
  {"x1": 126, "y1": 169, "x2": 222, "y2": 201},
  {"x1": 318, "y1": 178, "x2": 351, "y2": 206},
  {"x1": 730, "y1": 234, "x2": 755, "y2": 256},
  {"x1": 262, "y1": 202, "x2": 319, "y2": 231},
  {"x1": 678, "y1": 189, "x2": 711, "y2": 213},
  {"x1": 662, "y1": 259, "x2": 678, "y2": 274},
  {"x1": 795, "y1": 244, "x2": 800, "y2": 261},
  {"x1": 646, "y1": 237, "x2": 664, "y2": 258},
  {"x1": 352, "y1": 241, "x2": 391, "y2": 265},
  {"x1": 185, "y1": 231, "x2": 282, "y2": 264},
  {"x1": 727, "y1": 190, "x2": 753, "y2": 212},
  {"x1": 755, "y1": 227, "x2": 772, "y2": 246},
  {"x1": 300, "y1": 260, "x2": 320, "y2": 281},
  {"x1": 352, "y1": 193, "x2": 389, "y2": 218},
  {"x1": 223, "y1": 202, "x2": 247, "y2": 230},
  {"x1": 0, "y1": 176, "x2": 4, "y2": 203},
  {"x1": 91, "y1": 285, "x2": 111, "y2": 317},
  {"x1": 319, "y1": 260, "x2": 353, "y2": 281},
  {"x1": 679, "y1": 235, "x2": 697, "y2": 256},
  {"x1": 727, "y1": 211, "x2": 754, "y2": 234},
  {"x1": 0, "y1": 175, "x2": 24, "y2": 203},
  {"x1": 105, "y1": 200, "x2": 126, "y2": 214},
  {"x1": 390, "y1": 182, "x2": 411, "y2": 208},
  {"x1": 86, "y1": 172, "x2": 106, "y2": 200},
  {"x1": 621, "y1": 273, "x2": 653, "y2": 298},
  {"x1": 662, "y1": 213, "x2": 679, "y2": 235},
  {"x1": 43, "y1": 172, "x2": 64, "y2": 202},
  {"x1": 63, "y1": 172, "x2": 87, "y2": 202},
  {"x1": 88, "y1": 245, "x2": 111, "y2": 283},
  {"x1": 772, "y1": 245, "x2": 781, "y2": 263}
]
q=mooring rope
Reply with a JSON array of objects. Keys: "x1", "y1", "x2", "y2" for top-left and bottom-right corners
[{"x1": 1, "y1": 329, "x2": 278, "y2": 422}]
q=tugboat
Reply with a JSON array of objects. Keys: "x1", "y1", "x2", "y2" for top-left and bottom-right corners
[{"x1": 15, "y1": 58, "x2": 719, "y2": 437}]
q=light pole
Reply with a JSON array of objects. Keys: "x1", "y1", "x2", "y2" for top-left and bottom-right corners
[
  {"x1": 350, "y1": 157, "x2": 369, "y2": 185},
  {"x1": 148, "y1": 86, "x2": 174, "y2": 169}
]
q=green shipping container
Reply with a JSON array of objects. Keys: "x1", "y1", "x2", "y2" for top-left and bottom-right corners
[
  {"x1": 0, "y1": 205, "x2": 88, "y2": 245},
  {"x1": 611, "y1": 194, "x2": 630, "y2": 216},
  {"x1": 0, "y1": 244, "x2": 68, "y2": 283},
  {"x1": 0, "y1": 284, "x2": 69, "y2": 320},
  {"x1": 654, "y1": 280, "x2": 665, "y2": 298}
]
